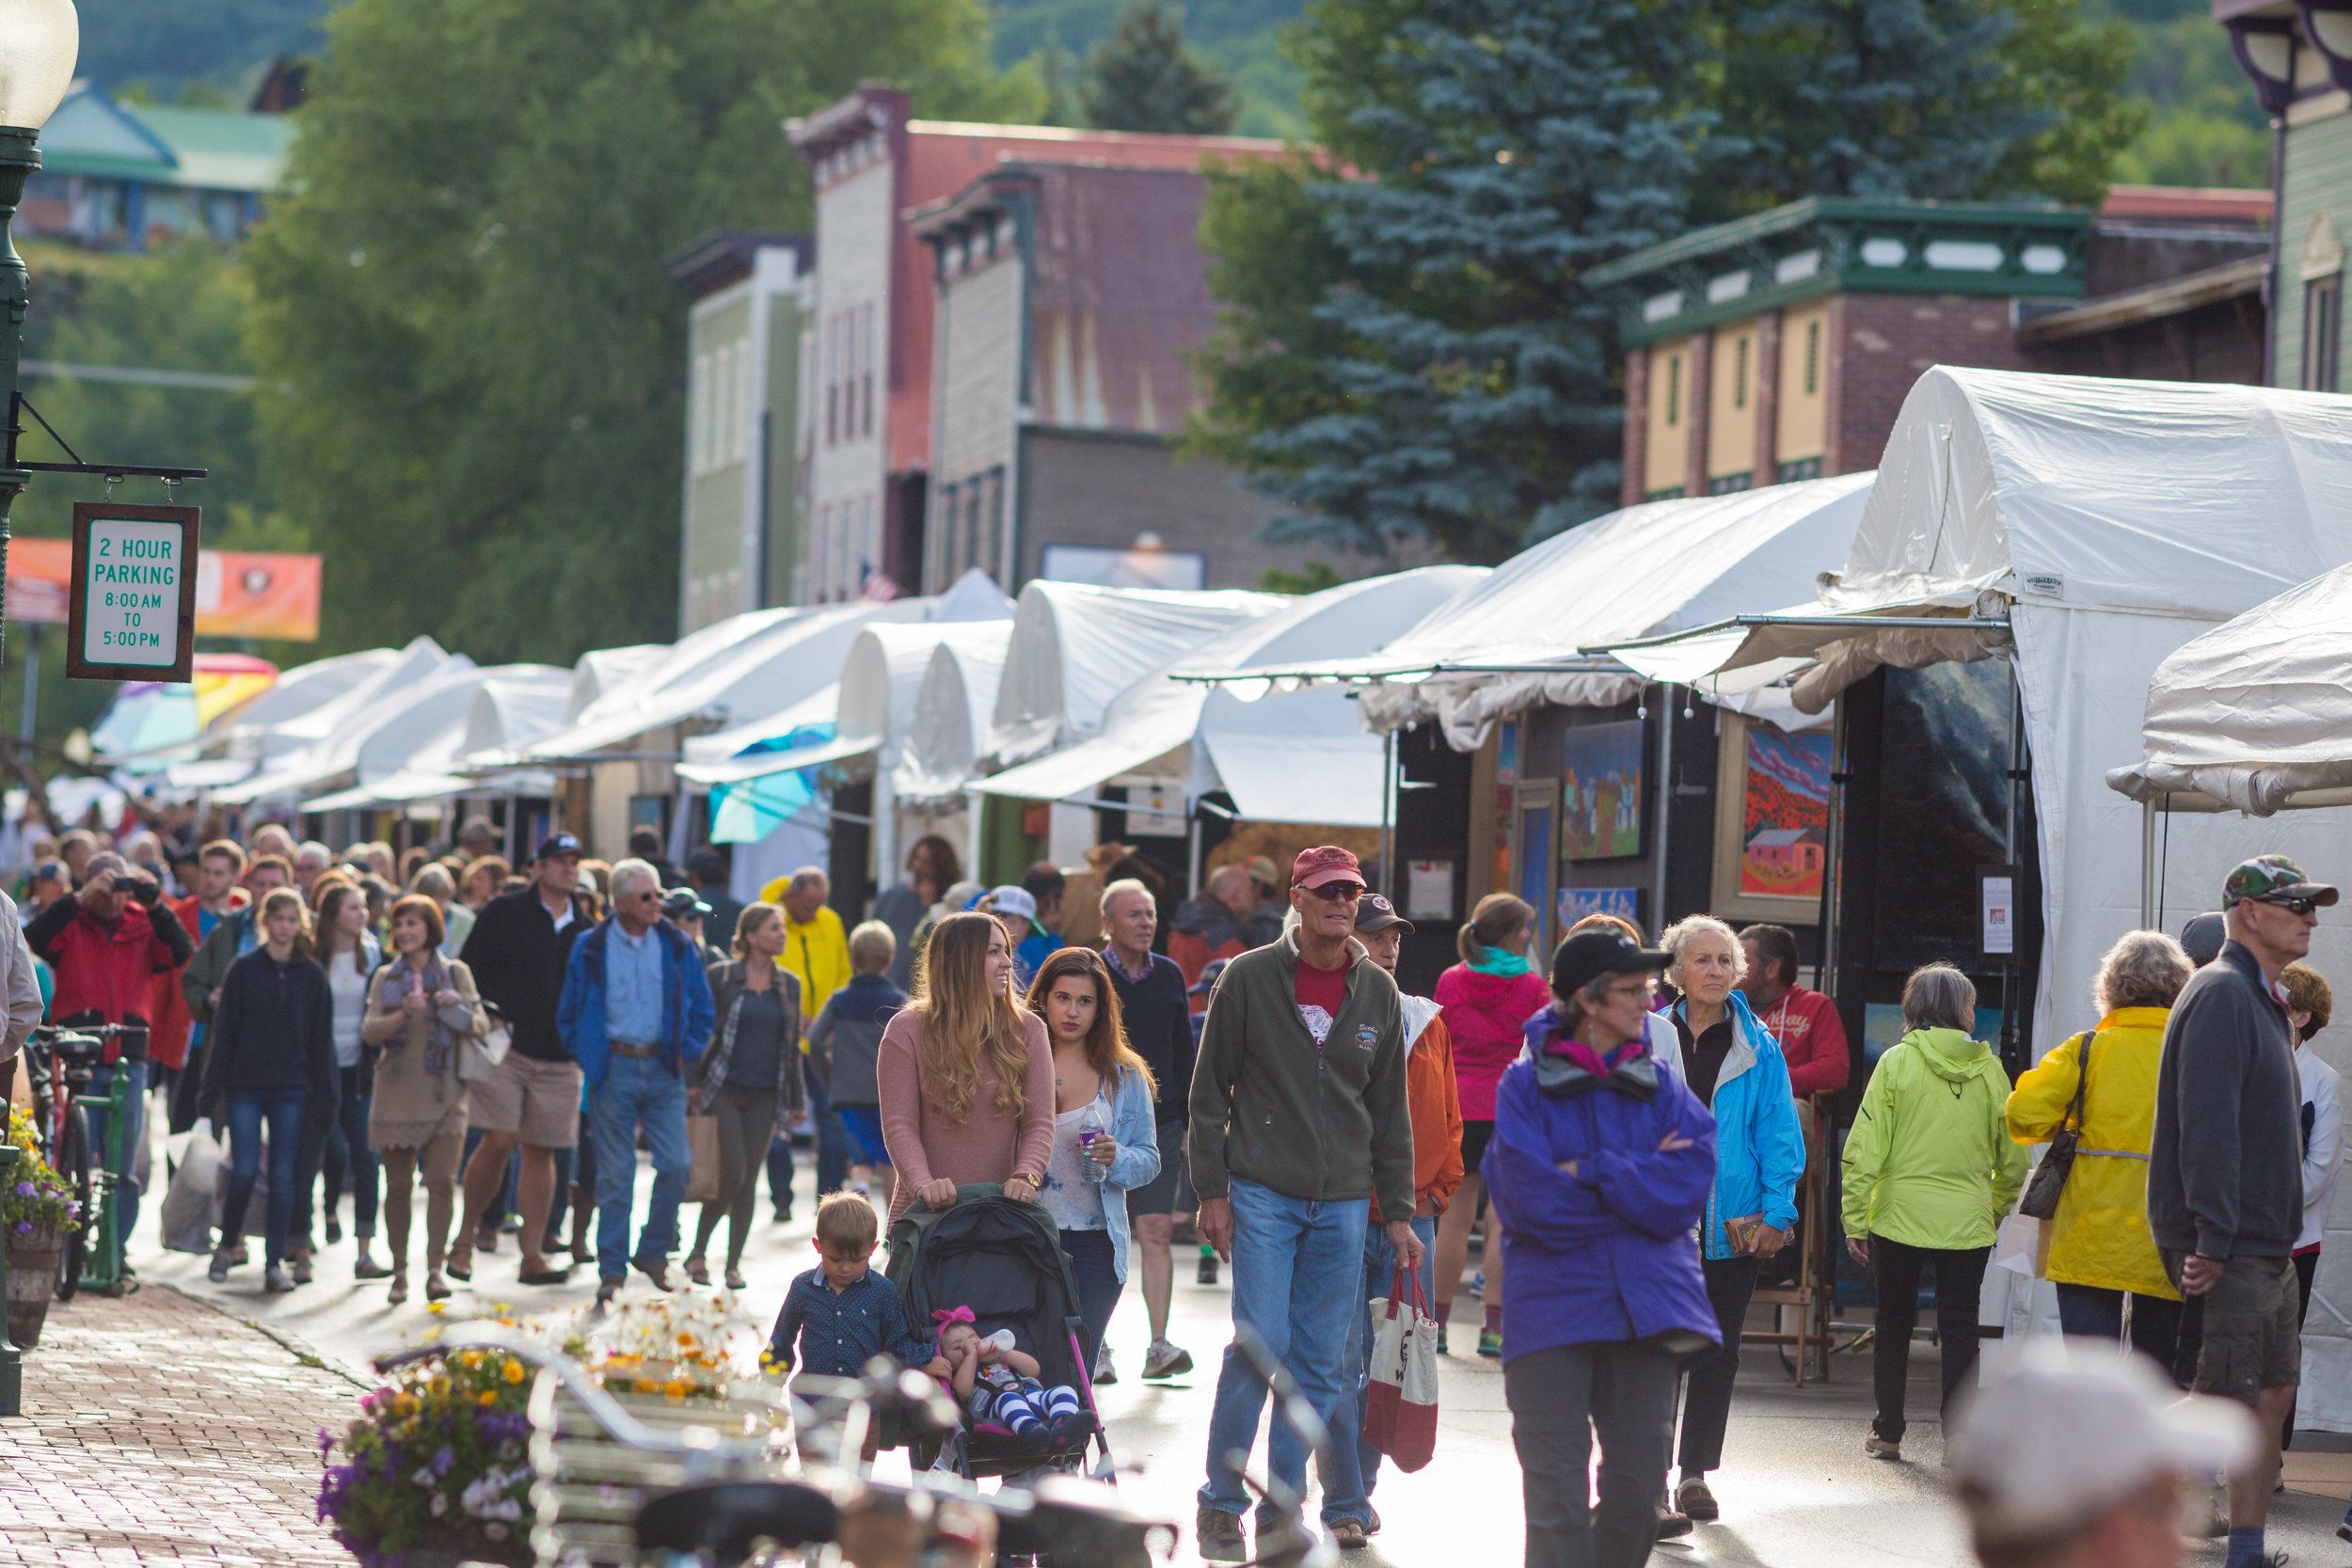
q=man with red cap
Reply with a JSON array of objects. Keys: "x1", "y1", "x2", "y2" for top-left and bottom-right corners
[{"x1": 1190, "y1": 846, "x2": 1421, "y2": 1561}]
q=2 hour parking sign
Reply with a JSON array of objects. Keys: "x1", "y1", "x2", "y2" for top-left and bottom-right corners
[{"x1": 67, "y1": 502, "x2": 201, "y2": 682}]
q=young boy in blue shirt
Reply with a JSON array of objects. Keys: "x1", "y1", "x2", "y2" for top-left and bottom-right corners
[{"x1": 769, "y1": 1191, "x2": 943, "y2": 1459}]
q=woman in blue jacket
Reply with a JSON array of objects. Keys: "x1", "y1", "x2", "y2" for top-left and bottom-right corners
[
  {"x1": 1025, "y1": 947, "x2": 1162, "y2": 1378},
  {"x1": 1486, "y1": 929, "x2": 1719, "y2": 1568},
  {"x1": 1659, "y1": 915, "x2": 1805, "y2": 1528}
]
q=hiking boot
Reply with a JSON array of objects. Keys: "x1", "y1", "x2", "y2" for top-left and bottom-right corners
[
  {"x1": 1677, "y1": 1475, "x2": 1719, "y2": 1522},
  {"x1": 1143, "y1": 1338, "x2": 1194, "y2": 1379},
  {"x1": 1196, "y1": 1508, "x2": 1247, "y2": 1563}
]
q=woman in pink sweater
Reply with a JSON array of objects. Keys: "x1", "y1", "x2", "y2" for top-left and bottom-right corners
[
  {"x1": 879, "y1": 911, "x2": 1057, "y2": 1227},
  {"x1": 1431, "y1": 892, "x2": 1551, "y2": 1356}
]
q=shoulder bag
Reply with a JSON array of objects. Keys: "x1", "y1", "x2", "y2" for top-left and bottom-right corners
[{"x1": 2016, "y1": 1030, "x2": 2093, "y2": 1220}]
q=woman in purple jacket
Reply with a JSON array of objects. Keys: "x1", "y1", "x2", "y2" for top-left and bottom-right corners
[{"x1": 1485, "y1": 928, "x2": 1720, "y2": 1568}]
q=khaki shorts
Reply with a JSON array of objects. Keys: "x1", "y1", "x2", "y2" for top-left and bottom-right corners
[
  {"x1": 467, "y1": 1051, "x2": 583, "y2": 1148},
  {"x1": 2169, "y1": 1251, "x2": 2300, "y2": 1406}
]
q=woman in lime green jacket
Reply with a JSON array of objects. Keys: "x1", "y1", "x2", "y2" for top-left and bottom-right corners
[
  {"x1": 2006, "y1": 930, "x2": 2190, "y2": 1370},
  {"x1": 1842, "y1": 963, "x2": 2028, "y2": 1462}
]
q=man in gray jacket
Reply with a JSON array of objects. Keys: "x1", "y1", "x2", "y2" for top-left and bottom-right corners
[
  {"x1": 2149, "y1": 853, "x2": 2331, "y2": 1568},
  {"x1": 1190, "y1": 846, "x2": 1421, "y2": 1560}
]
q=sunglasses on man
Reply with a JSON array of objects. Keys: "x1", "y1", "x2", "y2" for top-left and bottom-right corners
[
  {"x1": 1304, "y1": 881, "x2": 1364, "y2": 903},
  {"x1": 2257, "y1": 895, "x2": 2323, "y2": 917}
]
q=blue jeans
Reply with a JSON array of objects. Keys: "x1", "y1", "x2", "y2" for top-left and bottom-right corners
[
  {"x1": 589, "y1": 1054, "x2": 691, "y2": 1281},
  {"x1": 84, "y1": 1059, "x2": 147, "y2": 1247},
  {"x1": 320, "y1": 1059, "x2": 379, "y2": 1239},
  {"x1": 808, "y1": 1072, "x2": 849, "y2": 1196},
  {"x1": 1320, "y1": 1212, "x2": 1436, "y2": 1526},
  {"x1": 1198, "y1": 1177, "x2": 1370, "y2": 1524},
  {"x1": 1059, "y1": 1227, "x2": 1124, "y2": 1371},
  {"x1": 221, "y1": 1088, "x2": 306, "y2": 1267}
]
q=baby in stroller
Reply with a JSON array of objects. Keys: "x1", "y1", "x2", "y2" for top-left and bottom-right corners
[{"x1": 934, "y1": 1307, "x2": 1089, "y2": 1453}]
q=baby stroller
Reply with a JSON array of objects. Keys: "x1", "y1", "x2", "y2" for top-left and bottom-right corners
[{"x1": 888, "y1": 1184, "x2": 1114, "y2": 1483}]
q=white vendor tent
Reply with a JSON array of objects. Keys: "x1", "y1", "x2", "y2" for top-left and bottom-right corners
[
  {"x1": 977, "y1": 567, "x2": 1486, "y2": 828},
  {"x1": 1213, "y1": 475, "x2": 1875, "y2": 752},
  {"x1": 166, "y1": 644, "x2": 408, "y2": 790},
  {"x1": 895, "y1": 626, "x2": 1017, "y2": 810},
  {"x1": 563, "y1": 644, "x2": 668, "y2": 724},
  {"x1": 984, "y1": 582, "x2": 1287, "y2": 770},
  {"x1": 211, "y1": 639, "x2": 475, "y2": 803},
  {"x1": 301, "y1": 666, "x2": 573, "y2": 811}
]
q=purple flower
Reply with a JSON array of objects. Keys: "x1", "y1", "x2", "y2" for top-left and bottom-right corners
[
  {"x1": 11, "y1": 1220, "x2": 27, "y2": 1234},
  {"x1": 432, "y1": 1446, "x2": 455, "y2": 1475},
  {"x1": 13, "y1": 1180, "x2": 31, "y2": 1196}
]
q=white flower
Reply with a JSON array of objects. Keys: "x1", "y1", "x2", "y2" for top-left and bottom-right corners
[{"x1": 430, "y1": 1493, "x2": 449, "y2": 1518}]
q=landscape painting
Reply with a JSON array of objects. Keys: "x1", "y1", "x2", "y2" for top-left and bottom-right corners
[{"x1": 1739, "y1": 724, "x2": 1834, "y2": 899}]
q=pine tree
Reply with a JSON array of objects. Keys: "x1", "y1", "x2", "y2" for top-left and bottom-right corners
[{"x1": 1079, "y1": 3, "x2": 1241, "y2": 135}]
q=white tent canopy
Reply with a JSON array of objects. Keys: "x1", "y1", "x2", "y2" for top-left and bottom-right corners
[
  {"x1": 977, "y1": 567, "x2": 1486, "y2": 827},
  {"x1": 212, "y1": 639, "x2": 474, "y2": 803},
  {"x1": 303, "y1": 667, "x2": 574, "y2": 812},
  {"x1": 564, "y1": 645, "x2": 667, "y2": 724},
  {"x1": 1292, "y1": 474, "x2": 1880, "y2": 751},
  {"x1": 985, "y1": 582, "x2": 1287, "y2": 770},
  {"x1": 167, "y1": 644, "x2": 407, "y2": 790},
  {"x1": 897, "y1": 627, "x2": 1015, "y2": 808},
  {"x1": 2106, "y1": 562, "x2": 2352, "y2": 816}
]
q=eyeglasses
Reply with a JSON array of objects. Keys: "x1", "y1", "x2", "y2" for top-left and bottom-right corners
[
  {"x1": 2260, "y1": 896, "x2": 2321, "y2": 917},
  {"x1": 1604, "y1": 979, "x2": 1655, "y2": 1001},
  {"x1": 1304, "y1": 881, "x2": 1364, "y2": 903},
  {"x1": 630, "y1": 889, "x2": 661, "y2": 903}
]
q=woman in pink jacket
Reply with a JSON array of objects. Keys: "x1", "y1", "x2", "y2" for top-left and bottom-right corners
[{"x1": 1433, "y1": 892, "x2": 1551, "y2": 1356}]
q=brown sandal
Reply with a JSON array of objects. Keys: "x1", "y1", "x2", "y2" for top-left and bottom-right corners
[{"x1": 685, "y1": 1256, "x2": 711, "y2": 1287}]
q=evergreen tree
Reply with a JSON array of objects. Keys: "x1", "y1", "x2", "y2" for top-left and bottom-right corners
[
  {"x1": 246, "y1": 0, "x2": 1037, "y2": 662},
  {"x1": 1079, "y1": 3, "x2": 1241, "y2": 135}
]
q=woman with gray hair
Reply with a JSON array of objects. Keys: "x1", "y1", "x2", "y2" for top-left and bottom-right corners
[
  {"x1": 1841, "y1": 961, "x2": 2028, "y2": 1463},
  {"x1": 2006, "y1": 930, "x2": 2192, "y2": 1369}
]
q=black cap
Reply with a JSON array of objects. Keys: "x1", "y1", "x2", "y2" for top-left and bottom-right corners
[
  {"x1": 1353, "y1": 892, "x2": 1413, "y2": 936},
  {"x1": 661, "y1": 888, "x2": 710, "y2": 920},
  {"x1": 535, "y1": 832, "x2": 583, "y2": 862},
  {"x1": 2179, "y1": 911, "x2": 2227, "y2": 967},
  {"x1": 1551, "y1": 929, "x2": 1671, "y2": 997}
]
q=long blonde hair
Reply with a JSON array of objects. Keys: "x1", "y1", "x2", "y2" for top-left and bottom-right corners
[{"x1": 910, "y1": 911, "x2": 1031, "y2": 1127}]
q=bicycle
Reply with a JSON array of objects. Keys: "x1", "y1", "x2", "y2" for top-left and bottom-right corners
[{"x1": 19, "y1": 1022, "x2": 144, "y2": 1300}]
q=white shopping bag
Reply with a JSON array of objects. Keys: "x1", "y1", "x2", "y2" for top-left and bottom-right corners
[
  {"x1": 161, "y1": 1117, "x2": 222, "y2": 1253},
  {"x1": 1362, "y1": 1260, "x2": 1438, "y2": 1472}
]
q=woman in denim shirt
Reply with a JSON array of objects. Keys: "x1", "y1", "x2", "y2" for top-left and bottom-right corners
[{"x1": 1025, "y1": 947, "x2": 1163, "y2": 1380}]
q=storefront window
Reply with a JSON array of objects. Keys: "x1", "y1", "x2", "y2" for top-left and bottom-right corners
[{"x1": 1870, "y1": 660, "x2": 2012, "y2": 973}]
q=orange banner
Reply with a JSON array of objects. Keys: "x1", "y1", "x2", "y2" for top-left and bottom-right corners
[{"x1": 5, "y1": 538, "x2": 321, "y2": 640}]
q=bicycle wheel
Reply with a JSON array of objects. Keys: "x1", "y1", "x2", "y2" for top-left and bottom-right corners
[{"x1": 54, "y1": 1103, "x2": 89, "y2": 1302}]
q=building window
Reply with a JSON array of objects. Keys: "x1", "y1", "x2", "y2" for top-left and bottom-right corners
[
  {"x1": 860, "y1": 303, "x2": 877, "y2": 438},
  {"x1": 823, "y1": 315, "x2": 839, "y2": 446},
  {"x1": 1665, "y1": 354, "x2": 1680, "y2": 426},
  {"x1": 1804, "y1": 319, "x2": 1820, "y2": 396},
  {"x1": 964, "y1": 481, "x2": 985, "y2": 582},
  {"x1": 983, "y1": 467, "x2": 1006, "y2": 584},
  {"x1": 2306, "y1": 275, "x2": 2342, "y2": 393},
  {"x1": 1732, "y1": 336, "x2": 1748, "y2": 409},
  {"x1": 1645, "y1": 486, "x2": 1685, "y2": 502},
  {"x1": 1776, "y1": 456, "x2": 1822, "y2": 483},
  {"x1": 1708, "y1": 471, "x2": 1752, "y2": 496}
]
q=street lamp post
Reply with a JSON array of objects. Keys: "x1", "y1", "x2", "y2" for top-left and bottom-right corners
[{"x1": 0, "y1": 0, "x2": 80, "y2": 1420}]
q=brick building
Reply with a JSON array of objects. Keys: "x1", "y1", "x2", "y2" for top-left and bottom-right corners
[
  {"x1": 1595, "y1": 191, "x2": 2273, "y2": 501},
  {"x1": 784, "y1": 87, "x2": 1286, "y2": 603}
]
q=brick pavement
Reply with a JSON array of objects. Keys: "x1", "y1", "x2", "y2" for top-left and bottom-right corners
[{"x1": 0, "y1": 1284, "x2": 365, "y2": 1566}]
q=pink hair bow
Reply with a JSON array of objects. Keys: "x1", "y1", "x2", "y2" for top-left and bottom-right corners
[{"x1": 932, "y1": 1304, "x2": 977, "y2": 1350}]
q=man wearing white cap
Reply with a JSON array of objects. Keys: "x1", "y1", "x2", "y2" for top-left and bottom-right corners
[{"x1": 1949, "y1": 1338, "x2": 2258, "y2": 1568}]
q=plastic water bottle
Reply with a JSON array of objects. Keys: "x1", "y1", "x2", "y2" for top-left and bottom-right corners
[{"x1": 1076, "y1": 1101, "x2": 1110, "y2": 1183}]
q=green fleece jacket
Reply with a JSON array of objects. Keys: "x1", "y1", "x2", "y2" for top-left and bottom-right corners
[
  {"x1": 1188, "y1": 928, "x2": 1415, "y2": 1217},
  {"x1": 1842, "y1": 1026, "x2": 2029, "y2": 1251}
]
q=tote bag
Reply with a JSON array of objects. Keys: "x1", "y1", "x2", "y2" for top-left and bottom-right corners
[
  {"x1": 1361, "y1": 1260, "x2": 1439, "y2": 1472},
  {"x1": 684, "y1": 1113, "x2": 723, "y2": 1204}
]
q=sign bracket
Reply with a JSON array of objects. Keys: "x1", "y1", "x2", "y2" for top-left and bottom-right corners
[{"x1": 8, "y1": 392, "x2": 207, "y2": 483}]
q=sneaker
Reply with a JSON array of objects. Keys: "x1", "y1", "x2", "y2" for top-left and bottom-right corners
[
  {"x1": 1438, "y1": 1322, "x2": 1450, "y2": 1355},
  {"x1": 1677, "y1": 1475, "x2": 1719, "y2": 1522},
  {"x1": 207, "y1": 1248, "x2": 232, "y2": 1284},
  {"x1": 264, "y1": 1264, "x2": 296, "y2": 1293},
  {"x1": 1197, "y1": 1508, "x2": 1247, "y2": 1563},
  {"x1": 1093, "y1": 1345, "x2": 1118, "y2": 1386},
  {"x1": 289, "y1": 1253, "x2": 314, "y2": 1286},
  {"x1": 1865, "y1": 1433, "x2": 1902, "y2": 1462},
  {"x1": 1198, "y1": 1248, "x2": 1220, "y2": 1286},
  {"x1": 1477, "y1": 1326, "x2": 1503, "y2": 1358},
  {"x1": 1470, "y1": 1269, "x2": 1485, "y2": 1299},
  {"x1": 1143, "y1": 1338, "x2": 1194, "y2": 1380},
  {"x1": 354, "y1": 1251, "x2": 391, "y2": 1281}
]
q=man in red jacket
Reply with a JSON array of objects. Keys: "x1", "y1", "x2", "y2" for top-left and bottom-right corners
[
  {"x1": 26, "y1": 850, "x2": 197, "y2": 1259},
  {"x1": 1738, "y1": 924, "x2": 1849, "y2": 1156}
]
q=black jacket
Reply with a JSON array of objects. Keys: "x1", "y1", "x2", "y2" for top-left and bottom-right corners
[
  {"x1": 199, "y1": 947, "x2": 334, "y2": 1102},
  {"x1": 458, "y1": 885, "x2": 595, "y2": 1062},
  {"x1": 1105, "y1": 948, "x2": 1194, "y2": 1120},
  {"x1": 2149, "y1": 940, "x2": 2304, "y2": 1259}
]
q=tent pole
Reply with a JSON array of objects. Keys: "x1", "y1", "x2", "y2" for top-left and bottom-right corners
[
  {"x1": 1381, "y1": 728, "x2": 1396, "y2": 903},
  {"x1": 1651, "y1": 685, "x2": 1674, "y2": 931},
  {"x1": 2141, "y1": 798, "x2": 2155, "y2": 929},
  {"x1": 1187, "y1": 810, "x2": 1203, "y2": 900}
]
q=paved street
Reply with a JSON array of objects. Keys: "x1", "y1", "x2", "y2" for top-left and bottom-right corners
[{"x1": 97, "y1": 1142, "x2": 2352, "y2": 1565}]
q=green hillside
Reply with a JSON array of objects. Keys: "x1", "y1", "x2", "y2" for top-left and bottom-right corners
[
  {"x1": 75, "y1": 0, "x2": 328, "y2": 99},
  {"x1": 992, "y1": 0, "x2": 1308, "y2": 136}
]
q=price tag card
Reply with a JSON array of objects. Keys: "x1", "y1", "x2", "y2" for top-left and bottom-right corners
[{"x1": 67, "y1": 502, "x2": 200, "y2": 681}]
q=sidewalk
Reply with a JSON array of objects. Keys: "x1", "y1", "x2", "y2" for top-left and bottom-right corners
[{"x1": 0, "y1": 1283, "x2": 364, "y2": 1566}]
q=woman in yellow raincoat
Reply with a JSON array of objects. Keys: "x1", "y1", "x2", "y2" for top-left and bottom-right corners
[{"x1": 2007, "y1": 928, "x2": 2194, "y2": 1369}]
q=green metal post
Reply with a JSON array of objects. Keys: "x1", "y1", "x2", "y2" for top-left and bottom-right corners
[
  {"x1": 0, "y1": 123, "x2": 40, "y2": 680},
  {"x1": 0, "y1": 1142, "x2": 19, "y2": 1416}
]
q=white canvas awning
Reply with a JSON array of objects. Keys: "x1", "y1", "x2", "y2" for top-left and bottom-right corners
[
  {"x1": 985, "y1": 582, "x2": 1287, "y2": 769},
  {"x1": 302, "y1": 666, "x2": 573, "y2": 811},
  {"x1": 897, "y1": 628, "x2": 1015, "y2": 808},
  {"x1": 1221, "y1": 475, "x2": 1876, "y2": 751},
  {"x1": 213, "y1": 639, "x2": 474, "y2": 803},
  {"x1": 167, "y1": 642, "x2": 414, "y2": 790},
  {"x1": 977, "y1": 567, "x2": 1486, "y2": 825}
]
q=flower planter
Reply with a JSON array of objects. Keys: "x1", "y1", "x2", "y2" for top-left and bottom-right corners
[{"x1": 7, "y1": 1225, "x2": 62, "y2": 1349}]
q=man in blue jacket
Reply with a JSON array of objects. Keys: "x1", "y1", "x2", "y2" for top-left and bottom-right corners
[{"x1": 561, "y1": 857, "x2": 717, "y2": 1305}]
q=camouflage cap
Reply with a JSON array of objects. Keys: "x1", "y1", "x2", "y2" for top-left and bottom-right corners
[{"x1": 2223, "y1": 854, "x2": 2339, "y2": 909}]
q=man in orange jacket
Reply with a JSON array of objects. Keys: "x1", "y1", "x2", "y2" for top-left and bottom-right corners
[{"x1": 1318, "y1": 891, "x2": 1463, "y2": 1548}]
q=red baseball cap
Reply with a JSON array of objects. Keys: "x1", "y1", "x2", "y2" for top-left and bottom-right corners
[{"x1": 1291, "y1": 846, "x2": 1363, "y2": 891}]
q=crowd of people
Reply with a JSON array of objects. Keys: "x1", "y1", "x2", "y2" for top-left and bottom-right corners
[{"x1": 0, "y1": 800, "x2": 2336, "y2": 1568}]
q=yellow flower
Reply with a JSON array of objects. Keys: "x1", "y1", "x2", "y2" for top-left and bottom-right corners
[
  {"x1": 664, "y1": 1380, "x2": 691, "y2": 1401},
  {"x1": 503, "y1": 1360, "x2": 526, "y2": 1385},
  {"x1": 426, "y1": 1301, "x2": 447, "y2": 1315},
  {"x1": 479, "y1": 1390, "x2": 498, "y2": 1407},
  {"x1": 459, "y1": 1350, "x2": 482, "y2": 1368}
]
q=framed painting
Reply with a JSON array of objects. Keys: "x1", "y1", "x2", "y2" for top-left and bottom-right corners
[
  {"x1": 1711, "y1": 712, "x2": 1834, "y2": 922},
  {"x1": 1559, "y1": 719, "x2": 1645, "y2": 862}
]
